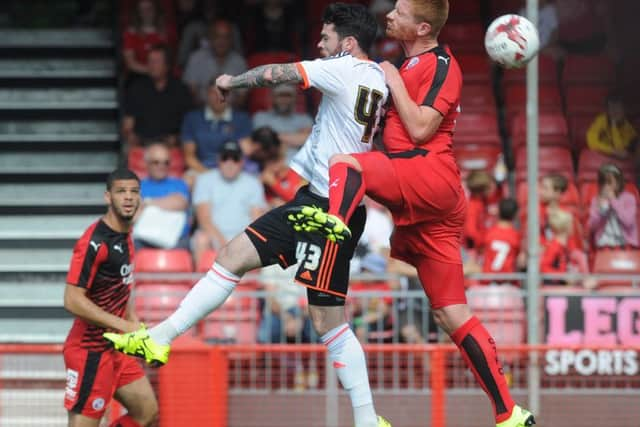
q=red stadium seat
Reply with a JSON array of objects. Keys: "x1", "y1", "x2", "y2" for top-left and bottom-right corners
[
  {"x1": 460, "y1": 84, "x2": 495, "y2": 113},
  {"x1": 569, "y1": 114, "x2": 595, "y2": 153},
  {"x1": 515, "y1": 146, "x2": 574, "y2": 181},
  {"x1": 454, "y1": 145, "x2": 502, "y2": 173},
  {"x1": 454, "y1": 112, "x2": 501, "y2": 145},
  {"x1": 577, "y1": 149, "x2": 636, "y2": 183},
  {"x1": 134, "y1": 283, "x2": 191, "y2": 324},
  {"x1": 456, "y1": 53, "x2": 492, "y2": 83},
  {"x1": 448, "y1": 1, "x2": 482, "y2": 18},
  {"x1": 196, "y1": 249, "x2": 218, "y2": 273},
  {"x1": 247, "y1": 52, "x2": 300, "y2": 114},
  {"x1": 511, "y1": 112, "x2": 570, "y2": 148},
  {"x1": 467, "y1": 285, "x2": 526, "y2": 346},
  {"x1": 135, "y1": 248, "x2": 193, "y2": 276},
  {"x1": 593, "y1": 249, "x2": 640, "y2": 289},
  {"x1": 505, "y1": 84, "x2": 563, "y2": 122},
  {"x1": 565, "y1": 85, "x2": 610, "y2": 115},
  {"x1": 562, "y1": 55, "x2": 616, "y2": 85},
  {"x1": 127, "y1": 147, "x2": 185, "y2": 178},
  {"x1": 503, "y1": 54, "x2": 559, "y2": 84},
  {"x1": 439, "y1": 22, "x2": 484, "y2": 52}
]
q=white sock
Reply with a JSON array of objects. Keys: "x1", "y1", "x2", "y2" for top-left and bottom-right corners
[
  {"x1": 322, "y1": 324, "x2": 378, "y2": 427},
  {"x1": 149, "y1": 263, "x2": 240, "y2": 345}
]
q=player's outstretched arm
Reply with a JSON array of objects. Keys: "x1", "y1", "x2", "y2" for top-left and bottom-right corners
[
  {"x1": 64, "y1": 284, "x2": 140, "y2": 333},
  {"x1": 217, "y1": 63, "x2": 303, "y2": 91}
]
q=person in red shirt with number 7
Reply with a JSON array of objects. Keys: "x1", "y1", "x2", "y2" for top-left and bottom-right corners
[{"x1": 288, "y1": 1, "x2": 535, "y2": 426}]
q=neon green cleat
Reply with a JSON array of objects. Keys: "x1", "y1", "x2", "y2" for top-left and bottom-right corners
[
  {"x1": 285, "y1": 205, "x2": 352, "y2": 243},
  {"x1": 103, "y1": 324, "x2": 170, "y2": 367},
  {"x1": 377, "y1": 415, "x2": 392, "y2": 426},
  {"x1": 496, "y1": 405, "x2": 536, "y2": 427}
]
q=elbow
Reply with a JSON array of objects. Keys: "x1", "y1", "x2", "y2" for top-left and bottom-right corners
[{"x1": 408, "y1": 126, "x2": 435, "y2": 145}]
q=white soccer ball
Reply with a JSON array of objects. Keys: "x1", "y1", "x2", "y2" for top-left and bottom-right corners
[{"x1": 484, "y1": 14, "x2": 540, "y2": 69}]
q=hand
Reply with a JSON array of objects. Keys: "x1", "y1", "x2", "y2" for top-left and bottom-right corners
[
  {"x1": 379, "y1": 61, "x2": 402, "y2": 88},
  {"x1": 216, "y1": 74, "x2": 233, "y2": 101}
]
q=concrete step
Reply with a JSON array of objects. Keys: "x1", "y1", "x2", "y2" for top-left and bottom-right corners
[
  {"x1": 0, "y1": 59, "x2": 115, "y2": 79},
  {"x1": 0, "y1": 249, "x2": 71, "y2": 273},
  {"x1": 0, "y1": 318, "x2": 71, "y2": 342},
  {"x1": 0, "y1": 29, "x2": 112, "y2": 48},
  {"x1": 0, "y1": 88, "x2": 116, "y2": 110},
  {"x1": 1, "y1": 354, "x2": 64, "y2": 380},
  {"x1": 0, "y1": 152, "x2": 117, "y2": 174},
  {"x1": 0, "y1": 120, "x2": 118, "y2": 143},
  {"x1": 0, "y1": 183, "x2": 105, "y2": 207},
  {"x1": 0, "y1": 215, "x2": 95, "y2": 241},
  {"x1": 0, "y1": 282, "x2": 64, "y2": 307},
  {"x1": 1, "y1": 388, "x2": 66, "y2": 426}
]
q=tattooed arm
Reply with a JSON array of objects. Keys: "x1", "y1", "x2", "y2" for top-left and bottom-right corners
[{"x1": 216, "y1": 63, "x2": 303, "y2": 92}]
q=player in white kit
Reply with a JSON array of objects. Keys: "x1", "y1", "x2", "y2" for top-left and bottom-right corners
[{"x1": 105, "y1": 3, "x2": 391, "y2": 427}]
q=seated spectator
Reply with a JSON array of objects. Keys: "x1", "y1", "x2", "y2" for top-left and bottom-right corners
[
  {"x1": 252, "y1": 85, "x2": 313, "y2": 163},
  {"x1": 134, "y1": 143, "x2": 190, "y2": 249},
  {"x1": 191, "y1": 140, "x2": 266, "y2": 264},
  {"x1": 586, "y1": 94, "x2": 639, "y2": 160},
  {"x1": 122, "y1": 0, "x2": 176, "y2": 78},
  {"x1": 248, "y1": 127, "x2": 304, "y2": 207},
  {"x1": 182, "y1": 20, "x2": 247, "y2": 106},
  {"x1": 464, "y1": 170, "x2": 502, "y2": 250},
  {"x1": 588, "y1": 163, "x2": 638, "y2": 249},
  {"x1": 122, "y1": 45, "x2": 193, "y2": 147},
  {"x1": 538, "y1": 173, "x2": 583, "y2": 248},
  {"x1": 481, "y1": 199, "x2": 524, "y2": 285},
  {"x1": 181, "y1": 77, "x2": 252, "y2": 175},
  {"x1": 541, "y1": 208, "x2": 588, "y2": 285},
  {"x1": 242, "y1": 0, "x2": 301, "y2": 54}
]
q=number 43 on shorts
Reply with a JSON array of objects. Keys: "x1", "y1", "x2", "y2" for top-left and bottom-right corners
[{"x1": 296, "y1": 242, "x2": 322, "y2": 271}]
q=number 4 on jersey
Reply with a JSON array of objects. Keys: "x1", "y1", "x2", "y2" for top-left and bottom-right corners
[{"x1": 354, "y1": 85, "x2": 384, "y2": 143}]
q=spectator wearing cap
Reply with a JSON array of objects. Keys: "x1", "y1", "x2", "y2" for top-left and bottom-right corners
[
  {"x1": 136, "y1": 143, "x2": 191, "y2": 249},
  {"x1": 122, "y1": 45, "x2": 193, "y2": 147},
  {"x1": 182, "y1": 19, "x2": 247, "y2": 105},
  {"x1": 252, "y1": 84, "x2": 313, "y2": 163},
  {"x1": 191, "y1": 140, "x2": 267, "y2": 265},
  {"x1": 181, "y1": 77, "x2": 252, "y2": 175},
  {"x1": 588, "y1": 163, "x2": 638, "y2": 249}
]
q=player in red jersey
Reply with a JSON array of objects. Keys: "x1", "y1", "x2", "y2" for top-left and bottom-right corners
[
  {"x1": 63, "y1": 169, "x2": 157, "y2": 427},
  {"x1": 288, "y1": 1, "x2": 534, "y2": 426},
  {"x1": 482, "y1": 199, "x2": 522, "y2": 282}
]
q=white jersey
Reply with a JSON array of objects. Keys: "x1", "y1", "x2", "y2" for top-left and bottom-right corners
[{"x1": 290, "y1": 53, "x2": 388, "y2": 197}]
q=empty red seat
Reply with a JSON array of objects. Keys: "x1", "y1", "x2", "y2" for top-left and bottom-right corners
[
  {"x1": 511, "y1": 112, "x2": 570, "y2": 148},
  {"x1": 135, "y1": 249, "x2": 193, "y2": 285},
  {"x1": 467, "y1": 285, "x2": 526, "y2": 346},
  {"x1": 577, "y1": 149, "x2": 636, "y2": 183},
  {"x1": 196, "y1": 249, "x2": 217, "y2": 273},
  {"x1": 505, "y1": 84, "x2": 563, "y2": 121},
  {"x1": 566, "y1": 85, "x2": 610, "y2": 115},
  {"x1": 455, "y1": 112, "x2": 501, "y2": 145},
  {"x1": 515, "y1": 146, "x2": 574, "y2": 181},
  {"x1": 569, "y1": 114, "x2": 595, "y2": 153},
  {"x1": 562, "y1": 55, "x2": 616, "y2": 85},
  {"x1": 460, "y1": 84, "x2": 495, "y2": 113},
  {"x1": 454, "y1": 145, "x2": 502, "y2": 173},
  {"x1": 457, "y1": 54, "x2": 492, "y2": 83},
  {"x1": 502, "y1": 54, "x2": 559, "y2": 84},
  {"x1": 439, "y1": 22, "x2": 484, "y2": 52},
  {"x1": 134, "y1": 283, "x2": 191, "y2": 323},
  {"x1": 127, "y1": 147, "x2": 185, "y2": 178},
  {"x1": 593, "y1": 249, "x2": 640, "y2": 288}
]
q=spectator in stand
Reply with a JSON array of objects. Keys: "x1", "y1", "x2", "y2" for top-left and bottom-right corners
[
  {"x1": 252, "y1": 84, "x2": 313, "y2": 163},
  {"x1": 122, "y1": 45, "x2": 193, "y2": 147},
  {"x1": 463, "y1": 170, "x2": 502, "y2": 250},
  {"x1": 242, "y1": 0, "x2": 301, "y2": 54},
  {"x1": 181, "y1": 77, "x2": 252, "y2": 176},
  {"x1": 482, "y1": 198, "x2": 525, "y2": 285},
  {"x1": 191, "y1": 140, "x2": 266, "y2": 265},
  {"x1": 538, "y1": 173, "x2": 582, "y2": 248},
  {"x1": 541, "y1": 208, "x2": 588, "y2": 285},
  {"x1": 248, "y1": 127, "x2": 304, "y2": 207},
  {"x1": 135, "y1": 143, "x2": 191, "y2": 249},
  {"x1": 588, "y1": 163, "x2": 638, "y2": 249},
  {"x1": 586, "y1": 94, "x2": 639, "y2": 160},
  {"x1": 182, "y1": 19, "x2": 247, "y2": 106},
  {"x1": 122, "y1": 0, "x2": 176, "y2": 78}
]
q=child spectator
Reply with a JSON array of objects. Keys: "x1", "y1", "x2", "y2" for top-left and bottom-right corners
[
  {"x1": 588, "y1": 163, "x2": 638, "y2": 248},
  {"x1": 464, "y1": 170, "x2": 502, "y2": 250},
  {"x1": 538, "y1": 173, "x2": 582, "y2": 248},
  {"x1": 541, "y1": 208, "x2": 589, "y2": 285},
  {"x1": 482, "y1": 199, "x2": 523, "y2": 285}
]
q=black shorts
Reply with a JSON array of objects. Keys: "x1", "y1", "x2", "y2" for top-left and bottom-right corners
[{"x1": 245, "y1": 185, "x2": 366, "y2": 306}]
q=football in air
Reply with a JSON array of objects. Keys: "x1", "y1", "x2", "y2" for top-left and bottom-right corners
[{"x1": 485, "y1": 14, "x2": 540, "y2": 69}]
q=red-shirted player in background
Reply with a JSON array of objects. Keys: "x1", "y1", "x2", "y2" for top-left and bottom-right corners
[
  {"x1": 288, "y1": 1, "x2": 535, "y2": 426},
  {"x1": 63, "y1": 169, "x2": 158, "y2": 427},
  {"x1": 482, "y1": 199, "x2": 524, "y2": 284}
]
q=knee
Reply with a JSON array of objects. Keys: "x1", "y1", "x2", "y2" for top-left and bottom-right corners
[
  {"x1": 329, "y1": 154, "x2": 360, "y2": 170},
  {"x1": 432, "y1": 304, "x2": 472, "y2": 336},
  {"x1": 310, "y1": 315, "x2": 331, "y2": 336}
]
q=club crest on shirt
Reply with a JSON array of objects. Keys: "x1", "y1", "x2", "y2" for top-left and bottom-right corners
[{"x1": 406, "y1": 56, "x2": 420, "y2": 70}]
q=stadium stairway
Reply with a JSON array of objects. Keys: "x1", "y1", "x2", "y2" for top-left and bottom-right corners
[{"x1": 0, "y1": 29, "x2": 120, "y2": 343}]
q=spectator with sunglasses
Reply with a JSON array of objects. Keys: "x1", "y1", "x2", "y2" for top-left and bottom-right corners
[
  {"x1": 135, "y1": 143, "x2": 191, "y2": 249},
  {"x1": 191, "y1": 140, "x2": 267, "y2": 265}
]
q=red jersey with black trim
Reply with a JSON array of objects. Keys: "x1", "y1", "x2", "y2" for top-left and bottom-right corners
[
  {"x1": 482, "y1": 224, "x2": 521, "y2": 274},
  {"x1": 64, "y1": 220, "x2": 135, "y2": 352},
  {"x1": 383, "y1": 45, "x2": 462, "y2": 154}
]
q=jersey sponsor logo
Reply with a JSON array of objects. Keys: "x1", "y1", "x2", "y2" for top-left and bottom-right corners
[
  {"x1": 113, "y1": 243, "x2": 124, "y2": 253},
  {"x1": 406, "y1": 56, "x2": 420, "y2": 70},
  {"x1": 89, "y1": 240, "x2": 100, "y2": 251},
  {"x1": 437, "y1": 55, "x2": 450, "y2": 64},
  {"x1": 121, "y1": 263, "x2": 134, "y2": 285}
]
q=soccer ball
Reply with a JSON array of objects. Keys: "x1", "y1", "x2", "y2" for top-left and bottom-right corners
[{"x1": 484, "y1": 14, "x2": 540, "y2": 69}]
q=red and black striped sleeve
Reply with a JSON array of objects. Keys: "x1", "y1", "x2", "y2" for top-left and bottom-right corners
[
  {"x1": 66, "y1": 222, "x2": 109, "y2": 290},
  {"x1": 420, "y1": 46, "x2": 462, "y2": 115}
]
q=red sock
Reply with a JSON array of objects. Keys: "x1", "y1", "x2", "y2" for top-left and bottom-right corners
[
  {"x1": 328, "y1": 162, "x2": 366, "y2": 223},
  {"x1": 451, "y1": 316, "x2": 515, "y2": 423},
  {"x1": 109, "y1": 415, "x2": 143, "y2": 427}
]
